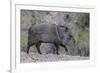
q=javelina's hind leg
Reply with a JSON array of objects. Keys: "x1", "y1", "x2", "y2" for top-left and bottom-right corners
[
  {"x1": 27, "y1": 45, "x2": 30, "y2": 54},
  {"x1": 60, "y1": 44, "x2": 68, "y2": 53},
  {"x1": 36, "y1": 43, "x2": 42, "y2": 54},
  {"x1": 27, "y1": 42, "x2": 34, "y2": 54}
]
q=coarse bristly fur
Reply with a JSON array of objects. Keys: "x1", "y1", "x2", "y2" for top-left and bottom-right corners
[{"x1": 27, "y1": 24, "x2": 75, "y2": 55}]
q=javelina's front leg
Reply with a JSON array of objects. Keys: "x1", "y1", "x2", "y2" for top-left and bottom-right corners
[
  {"x1": 60, "y1": 44, "x2": 68, "y2": 53},
  {"x1": 54, "y1": 44, "x2": 59, "y2": 55},
  {"x1": 35, "y1": 43, "x2": 42, "y2": 54}
]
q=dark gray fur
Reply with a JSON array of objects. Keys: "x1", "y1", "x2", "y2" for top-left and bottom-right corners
[{"x1": 27, "y1": 24, "x2": 75, "y2": 55}]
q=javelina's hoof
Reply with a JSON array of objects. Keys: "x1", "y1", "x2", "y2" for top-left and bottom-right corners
[
  {"x1": 39, "y1": 52, "x2": 42, "y2": 54},
  {"x1": 27, "y1": 51, "x2": 29, "y2": 54},
  {"x1": 56, "y1": 52, "x2": 59, "y2": 55}
]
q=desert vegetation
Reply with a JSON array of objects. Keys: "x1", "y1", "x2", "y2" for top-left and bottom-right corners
[{"x1": 20, "y1": 10, "x2": 89, "y2": 63}]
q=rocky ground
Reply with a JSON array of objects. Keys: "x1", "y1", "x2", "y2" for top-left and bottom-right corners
[{"x1": 20, "y1": 52, "x2": 89, "y2": 63}]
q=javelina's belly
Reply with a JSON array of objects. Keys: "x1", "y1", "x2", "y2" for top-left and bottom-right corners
[{"x1": 39, "y1": 33, "x2": 57, "y2": 43}]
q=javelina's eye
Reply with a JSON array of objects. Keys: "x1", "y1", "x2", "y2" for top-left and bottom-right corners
[{"x1": 65, "y1": 27, "x2": 68, "y2": 32}]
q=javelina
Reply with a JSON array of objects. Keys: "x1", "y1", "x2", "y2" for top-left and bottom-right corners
[{"x1": 27, "y1": 24, "x2": 75, "y2": 55}]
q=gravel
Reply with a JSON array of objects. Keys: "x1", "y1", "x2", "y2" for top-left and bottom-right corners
[{"x1": 20, "y1": 52, "x2": 89, "y2": 63}]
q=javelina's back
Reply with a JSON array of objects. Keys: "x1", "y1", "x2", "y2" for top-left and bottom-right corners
[{"x1": 28, "y1": 24, "x2": 59, "y2": 44}]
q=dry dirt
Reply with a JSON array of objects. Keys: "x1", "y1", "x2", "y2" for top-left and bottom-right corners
[{"x1": 20, "y1": 52, "x2": 89, "y2": 63}]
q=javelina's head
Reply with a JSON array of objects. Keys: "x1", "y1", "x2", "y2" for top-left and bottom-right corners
[{"x1": 58, "y1": 25, "x2": 75, "y2": 45}]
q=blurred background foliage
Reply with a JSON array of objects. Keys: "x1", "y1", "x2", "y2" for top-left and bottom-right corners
[{"x1": 20, "y1": 10, "x2": 89, "y2": 56}]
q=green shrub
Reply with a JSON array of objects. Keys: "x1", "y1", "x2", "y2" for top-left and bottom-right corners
[
  {"x1": 74, "y1": 27, "x2": 89, "y2": 49},
  {"x1": 20, "y1": 31, "x2": 28, "y2": 52}
]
